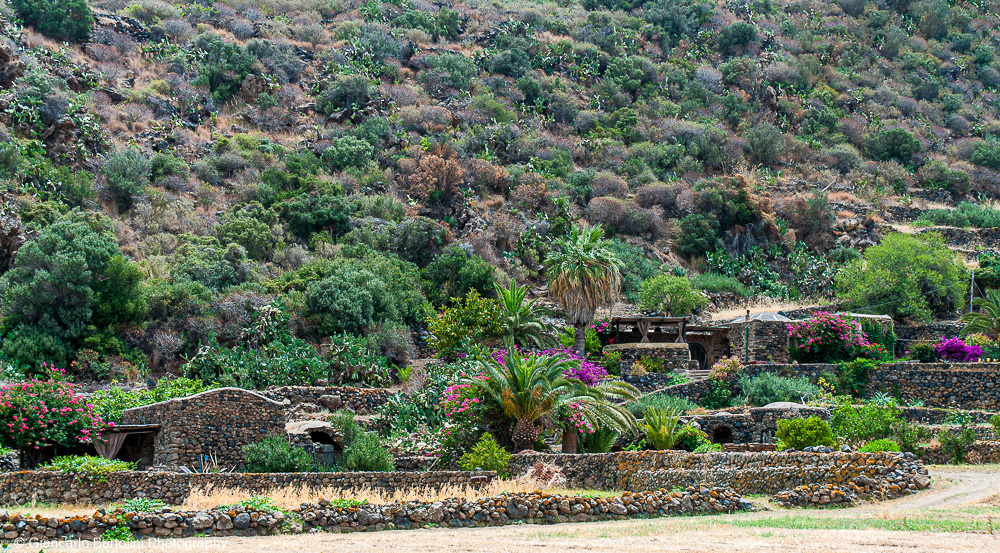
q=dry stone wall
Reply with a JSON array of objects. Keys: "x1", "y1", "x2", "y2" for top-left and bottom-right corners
[
  {"x1": 261, "y1": 386, "x2": 392, "y2": 414},
  {"x1": 0, "y1": 470, "x2": 493, "y2": 507},
  {"x1": 0, "y1": 488, "x2": 750, "y2": 542},
  {"x1": 509, "y1": 451, "x2": 928, "y2": 495}
]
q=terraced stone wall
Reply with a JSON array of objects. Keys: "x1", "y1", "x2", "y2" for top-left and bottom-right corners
[
  {"x1": 509, "y1": 451, "x2": 927, "y2": 495},
  {"x1": 0, "y1": 470, "x2": 494, "y2": 507}
]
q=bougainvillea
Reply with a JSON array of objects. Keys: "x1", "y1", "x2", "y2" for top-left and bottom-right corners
[
  {"x1": 0, "y1": 365, "x2": 110, "y2": 461},
  {"x1": 787, "y1": 312, "x2": 872, "y2": 363},
  {"x1": 492, "y1": 346, "x2": 608, "y2": 386},
  {"x1": 561, "y1": 402, "x2": 595, "y2": 435},
  {"x1": 934, "y1": 337, "x2": 982, "y2": 362}
]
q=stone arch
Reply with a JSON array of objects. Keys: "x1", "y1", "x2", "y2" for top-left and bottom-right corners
[{"x1": 688, "y1": 342, "x2": 708, "y2": 370}]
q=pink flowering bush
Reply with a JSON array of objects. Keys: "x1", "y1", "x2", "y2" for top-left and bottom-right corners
[
  {"x1": 934, "y1": 337, "x2": 982, "y2": 362},
  {"x1": 0, "y1": 366, "x2": 110, "y2": 466},
  {"x1": 788, "y1": 312, "x2": 872, "y2": 363},
  {"x1": 561, "y1": 402, "x2": 595, "y2": 435}
]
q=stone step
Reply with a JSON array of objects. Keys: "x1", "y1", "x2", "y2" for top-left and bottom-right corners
[{"x1": 685, "y1": 370, "x2": 712, "y2": 381}]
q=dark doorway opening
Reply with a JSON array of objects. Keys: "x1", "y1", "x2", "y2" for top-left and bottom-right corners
[
  {"x1": 712, "y1": 426, "x2": 733, "y2": 444},
  {"x1": 689, "y1": 342, "x2": 708, "y2": 370}
]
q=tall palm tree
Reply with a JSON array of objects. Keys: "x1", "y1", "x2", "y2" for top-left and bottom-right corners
[
  {"x1": 545, "y1": 224, "x2": 623, "y2": 357},
  {"x1": 961, "y1": 288, "x2": 1000, "y2": 337},
  {"x1": 464, "y1": 345, "x2": 638, "y2": 452},
  {"x1": 495, "y1": 279, "x2": 553, "y2": 348}
]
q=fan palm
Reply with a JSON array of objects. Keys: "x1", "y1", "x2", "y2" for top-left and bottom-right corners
[
  {"x1": 961, "y1": 288, "x2": 1000, "y2": 338},
  {"x1": 545, "y1": 224, "x2": 623, "y2": 357},
  {"x1": 639, "y1": 407, "x2": 682, "y2": 450},
  {"x1": 464, "y1": 345, "x2": 638, "y2": 452},
  {"x1": 495, "y1": 279, "x2": 554, "y2": 348}
]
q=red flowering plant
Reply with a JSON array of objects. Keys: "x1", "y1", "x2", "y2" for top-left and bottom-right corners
[
  {"x1": 788, "y1": 312, "x2": 873, "y2": 363},
  {"x1": 0, "y1": 365, "x2": 111, "y2": 468}
]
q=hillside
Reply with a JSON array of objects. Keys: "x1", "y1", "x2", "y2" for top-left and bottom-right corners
[{"x1": 0, "y1": 0, "x2": 999, "y2": 382}]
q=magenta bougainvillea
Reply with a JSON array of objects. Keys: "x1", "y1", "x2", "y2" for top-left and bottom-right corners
[
  {"x1": 0, "y1": 365, "x2": 111, "y2": 453},
  {"x1": 491, "y1": 346, "x2": 609, "y2": 386},
  {"x1": 934, "y1": 337, "x2": 982, "y2": 362},
  {"x1": 788, "y1": 312, "x2": 872, "y2": 363}
]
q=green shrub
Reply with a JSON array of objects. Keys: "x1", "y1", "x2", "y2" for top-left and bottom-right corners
[
  {"x1": 938, "y1": 423, "x2": 976, "y2": 464},
  {"x1": 12, "y1": 0, "x2": 93, "y2": 41},
  {"x1": 316, "y1": 74, "x2": 379, "y2": 115},
  {"x1": 836, "y1": 233, "x2": 966, "y2": 323},
  {"x1": 217, "y1": 202, "x2": 278, "y2": 260},
  {"x1": 40, "y1": 455, "x2": 137, "y2": 475},
  {"x1": 865, "y1": 128, "x2": 921, "y2": 164},
  {"x1": 423, "y1": 52, "x2": 478, "y2": 90},
  {"x1": 115, "y1": 497, "x2": 166, "y2": 512},
  {"x1": 329, "y1": 410, "x2": 394, "y2": 471},
  {"x1": 150, "y1": 153, "x2": 190, "y2": 182},
  {"x1": 859, "y1": 439, "x2": 900, "y2": 453},
  {"x1": 775, "y1": 417, "x2": 837, "y2": 450},
  {"x1": 737, "y1": 373, "x2": 821, "y2": 406},
  {"x1": 990, "y1": 414, "x2": 1000, "y2": 436},
  {"x1": 689, "y1": 273, "x2": 748, "y2": 296},
  {"x1": 242, "y1": 434, "x2": 312, "y2": 473},
  {"x1": 891, "y1": 421, "x2": 931, "y2": 453},
  {"x1": 676, "y1": 213, "x2": 720, "y2": 258},
  {"x1": 716, "y1": 22, "x2": 757, "y2": 54},
  {"x1": 193, "y1": 35, "x2": 256, "y2": 103},
  {"x1": 422, "y1": 246, "x2": 497, "y2": 307},
  {"x1": 281, "y1": 193, "x2": 351, "y2": 240},
  {"x1": 970, "y1": 138, "x2": 1000, "y2": 170},
  {"x1": 637, "y1": 275, "x2": 708, "y2": 316},
  {"x1": 701, "y1": 378, "x2": 732, "y2": 409},
  {"x1": 640, "y1": 407, "x2": 682, "y2": 450},
  {"x1": 459, "y1": 433, "x2": 511, "y2": 477},
  {"x1": 626, "y1": 394, "x2": 698, "y2": 418},
  {"x1": 743, "y1": 123, "x2": 783, "y2": 167},
  {"x1": 102, "y1": 149, "x2": 151, "y2": 212},
  {"x1": 102, "y1": 524, "x2": 136, "y2": 542},
  {"x1": 322, "y1": 137, "x2": 373, "y2": 172},
  {"x1": 909, "y1": 342, "x2": 938, "y2": 362},
  {"x1": 426, "y1": 291, "x2": 504, "y2": 354},
  {"x1": 829, "y1": 396, "x2": 901, "y2": 446}
]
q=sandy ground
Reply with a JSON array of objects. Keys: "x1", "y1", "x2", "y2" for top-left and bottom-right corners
[{"x1": 9, "y1": 467, "x2": 1000, "y2": 553}]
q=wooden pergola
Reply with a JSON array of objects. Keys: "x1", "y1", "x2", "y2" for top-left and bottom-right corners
[{"x1": 609, "y1": 316, "x2": 690, "y2": 343}]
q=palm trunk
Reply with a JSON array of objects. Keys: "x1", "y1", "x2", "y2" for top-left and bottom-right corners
[
  {"x1": 574, "y1": 322, "x2": 587, "y2": 358},
  {"x1": 561, "y1": 429, "x2": 578, "y2": 454},
  {"x1": 512, "y1": 418, "x2": 538, "y2": 452}
]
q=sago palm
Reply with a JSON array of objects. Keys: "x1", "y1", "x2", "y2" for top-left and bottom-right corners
[
  {"x1": 465, "y1": 346, "x2": 638, "y2": 452},
  {"x1": 639, "y1": 407, "x2": 682, "y2": 451},
  {"x1": 961, "y1": 288, "x2": 1000, "y2": 338},
  {"x1": 495, "y1": 279, "x2": 554, "y2": 348},
  {"x1": 545, "y1": 224, "x2": 623, "y2": 357}
]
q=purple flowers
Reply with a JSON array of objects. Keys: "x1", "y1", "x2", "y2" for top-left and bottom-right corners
[
  {"x1": 492, "y1": 345, "x2": 609, "y2": 386},
  {"x1": 934, "y1": 337, "x2": 982, "y2": 362}
]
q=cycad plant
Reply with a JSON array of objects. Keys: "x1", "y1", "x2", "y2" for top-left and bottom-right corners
[
  {"x1": 494, "y1": 279, "x2": 553, "y2": 348},
  {"x1": 545, "y1": 224, "x2": 623, "y2": 357},
  {"x1": 465, "y1": 344, "x2": 638, "y2": 452},
  {"x1": 639, "y1": 407, "x2": 682, "y2": 450},
  {"x1": 960, "y1": 288, "x2": 1000, "y2": 338}
]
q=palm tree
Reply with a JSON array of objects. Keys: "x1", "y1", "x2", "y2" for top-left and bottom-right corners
[
  {"x1": 495, "y1": 279, "x2": 553, "y2": 348},
  {"x1": 961, "y1": 288, "x2": 1000, "y2": 338},
  {"x1": 545, "y1": 224, "x2": 623, "y2": 357},
  {"x1": 464, "y1": 345, "x2": 638, "y2": 452},
  {"x1": 639, "y1": 407, "x2": 682, "y2": 450}
]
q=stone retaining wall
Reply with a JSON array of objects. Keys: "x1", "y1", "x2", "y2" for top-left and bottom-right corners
[
  {"x1": 0, "y1": 471, "x2": 493, "y2": 507},
  {"x1": 605, "y1": 343, "x2": 694, "y2": 374},
  {"x1": 261, "y1": 386, "x2": 393, "y2": 415},
  {"x1": 916, "y1": 441, "x2": 1000, "y2": 465},
  {"x1": 0, "y1": 488, "x2": 750, "y2": 542},
  {"x1": 509, "y1": 451, "x2": 927, "y2": 495},
  {"x1": 901, "y1": 406, "x2": 1000, "y2": 424}
]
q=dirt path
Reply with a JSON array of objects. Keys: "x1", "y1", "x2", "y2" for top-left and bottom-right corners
[{"x1": 885, "y1": 470, "x2": 1000, "y2": 511}]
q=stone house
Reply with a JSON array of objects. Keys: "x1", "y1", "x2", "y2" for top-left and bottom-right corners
[
  {"x1": 112, "y1": 388, "x2": 286, "y2": 470},
  {"x1": 727, "y1": 312, "x2": 894, "y2": 364}
]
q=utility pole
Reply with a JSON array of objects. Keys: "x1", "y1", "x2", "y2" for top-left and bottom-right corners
[
  {"x1": 744, "y1": 308, "x2": 751, "y2": 364},
  {"x1": 971, "y1": 270, "x2": 975, "y2": 313}
]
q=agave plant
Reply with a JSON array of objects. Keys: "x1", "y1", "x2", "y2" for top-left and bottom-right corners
[{"x1": 465, "y1": 343, "x2": 638, "y2": 452}]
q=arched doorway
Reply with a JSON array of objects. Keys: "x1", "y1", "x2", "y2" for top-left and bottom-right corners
[
  {"x1": 712, "y1": 426, "x2": 733, "y2": 444},
  {"x1": 688, "y1": 342, "x2": 708, "y2": 370}
]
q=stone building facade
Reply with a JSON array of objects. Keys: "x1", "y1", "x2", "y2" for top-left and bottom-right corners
[
  {"x1": 683, "y1": 405, "x2": 830, "y2": 445},
  {"x1": 122, "y1": 388, "x2": 286, "y2": 469}
]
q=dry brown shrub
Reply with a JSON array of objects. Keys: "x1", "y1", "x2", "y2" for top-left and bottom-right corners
[
  {"x1": 466, "y1": 158, "x2": 509, "y2": 193},
  {"x1": 510, "y1": 172, "x2": 549, "y2": 212},
  {"x1": 397, "y1": 148, "x2": 466, "y2": 204},
  {"x1": 591, "y1": 171, "x2": 628, "y2": 198}
]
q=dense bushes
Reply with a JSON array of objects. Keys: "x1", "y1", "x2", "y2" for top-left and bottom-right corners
[
  {"x1": 776, "y1": 417, "x2": 837, "y2": 451},
  {"x1": 836, "y1": 233, "x2": 966, "y2": 322},
  {"x1": 738, "y1": 373, "x2": 821, "y2": 406},
  {"x1": 11, "y1": 0, "x2": 93, "y2": 41},
  {"x1": 637, "y1": 275, "x2": 707, "y2": 316}
]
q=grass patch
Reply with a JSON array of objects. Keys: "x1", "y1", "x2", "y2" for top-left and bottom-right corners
[{"x1": 716, "y1": 515, "x2": 996, "y2": 533}]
